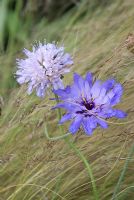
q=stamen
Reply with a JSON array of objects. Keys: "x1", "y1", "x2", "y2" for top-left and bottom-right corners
[{"x1": 83, "y1": 100, "x2": 95, "y2": 110}]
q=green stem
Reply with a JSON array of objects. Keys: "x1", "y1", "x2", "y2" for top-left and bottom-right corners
[
  {"x1": 44, "y1": 94, "x2": 99, "y2": 199},
  {"x1": 44, "y1": 123, "x2": 71, "y2": 141},
  {"x1": 112, "y1": 143, "x2": 134, "y2": 200},
  {"x1": 65, "y1": 136, "x2": 99, "y2": 200},
  {"x1": 56, "y1": 94, "x2": 99, "y2": 200}
]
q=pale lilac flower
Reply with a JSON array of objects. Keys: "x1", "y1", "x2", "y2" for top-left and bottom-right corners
[{"x1": 16, "y1": 43, "x2": 73, "y2": 97}]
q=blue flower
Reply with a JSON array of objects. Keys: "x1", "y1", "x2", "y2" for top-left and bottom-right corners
[
  {"x1": 53, "y1": 72, "x2": 127, "y2": 135},
  {"x1": 16, "y1": 42, "x2": 73, "y2": 97}
]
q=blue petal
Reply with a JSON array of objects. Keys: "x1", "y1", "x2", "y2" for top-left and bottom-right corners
[
  {"x1": 64, "y1": 86, "x2": 71, "y2": 94},
  {"x1": 110, "y1": 83, "x2": 123, "y2": 106},
  {"x1": 85, "y1": 72, "x2": 93, "y2": 87},
  {"x1": 95, "y1": 87, "x2": 107, "y2": 104},
  {"x1": 52, "y1": 103, "x2": 75, "y2": 111},
  {"x1": 100, "y1": 87, "x2": 107, "y2": 97},
  {"x1": 114, "y1": 109, "x2": 127, "y2": 118},
  {"x1": 73, "y1": 73, "x2": 84, "y2": 91},
  {"x1": 91, "y1": 80, "x2": 102, "y2": 99},
  {"x1": 88, "y1": 116, "x2": 97, "y2": 129},
  {"x1": 97, "y1": 118, "x2": 108, "y2": 129},
  {"x1": 70, "y1": 84, "x2": 81, "y2": 98},
  {"x1": 84, "y1": 80, "x2": 91, "y2": 99},
  {"x1": 53, "y1": 86, "x2": 71, "y2": 99},
  {"x1": 102, "y1": 79, "x2": 115, "y2": 91},
  {"x1": 59, "y1": 113, "x2": 72, "y2": 124},
  {"x1": 69, "y1": 116, "x2": 82, "y2": 134},
  {"x1": 82, "y1": 118, "x2": 93, "y2": 135},
  {"x1": 102, "y1": 108, "x2": 116, "y2": 118},
  {"x1": 73, "y1": 73, "x2": 81, "y2": 84},
  {"x1": 53, "y1": 88, "x2": 65, "y2": 96}
]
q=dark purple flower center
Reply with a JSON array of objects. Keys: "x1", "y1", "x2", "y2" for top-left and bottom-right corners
[
  {"x1": 76, "y1": 100, "x2": 95, "y2": 116},
  {"x1": 83, "y1": 101, "x2": 95, "y2": 110}
]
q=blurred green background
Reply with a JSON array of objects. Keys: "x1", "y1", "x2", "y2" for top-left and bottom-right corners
[{"x1": 0, "y1": 0, "x2": 81, "y2": 52}]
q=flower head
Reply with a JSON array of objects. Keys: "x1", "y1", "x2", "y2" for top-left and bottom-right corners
[
  {"x1": 53, "y1": 72, "x2": 127, "y2": 135},
  {"x1": 16, "y1": 42, "x2": 73, "y2": 97}
]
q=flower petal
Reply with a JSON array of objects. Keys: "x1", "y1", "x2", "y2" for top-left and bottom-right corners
[
  {"x1": 91, "y1": 80, "x2": 102, "y2": 99},
  {"x1": 84, "y1": 80, "x2": 91, "y2": 99},
  {"x1": 85, "y1": 72, "x2": 93, "y2": 87},
  {"x1": 27, "y1": 84, "x2": 33, "y2": 95},
  {"x1": 100, "y1": 108, "x2": 115, "y2": 118},
  {"x1": 114, "y1": 109, "x2": 127, "y2": 118},
  {"x1": 82, "y1": 118, "x2": 93, "y2": 135},
  {"x1": 70, "y1": 84, "x2": 81, "y2": 99},
  {"x1": 53, "y1": 79, "x2": 64, "y2": 90},
  {"x1": 59, "y1": 113, "x2": 72, "y2": 124},
  {"x1": 52, "y1": 102, "x2": 75, "y2": 111},
  {"x1": 102, "y1": 79, "x2": 115, "y2": 91},
  {"x1": 53, "y1": 86, "x2": 71, "y2": 99},
  {"x1": 17, "y1": 77, "x2": 26, "y2": 84},
  {"x1": 69, "y1": 116, "x2": 82, "y2": 134},
  {"x1": 110, "y1": 83, "x2": 123, "y2": 106},
  {"x1": 96, "y1": 118, "x2": 108, "y2": 129},
  {"x1": 73, "y1": 73, "x2": 84, "y2": 91},
  {"x1": 36, "y1": 86, "x2": 45, "y2": 97}
]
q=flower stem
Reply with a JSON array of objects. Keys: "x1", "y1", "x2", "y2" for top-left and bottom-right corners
[
  {"x1": 65, "y1": 136, "x2": 99, "y2": 200},
  {"x1": 44, "y1": 123, "x2": 71, "y2": 141},
  {"x1": 54, "y1": 94, "x2": 99, "y2": 200}
]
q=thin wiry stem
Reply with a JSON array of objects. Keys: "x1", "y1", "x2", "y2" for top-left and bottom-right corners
[
  {"x1": 44, "y1": 124, "x2": 71, "y2": 141},
  {"x1": 65, "y1": 136, "x2": 99, "y2": 200},
  {"x1": 45, "y1": 94, "x2": 99, "y2": 200},
  {"x1": 112, "y1": 143, "x2": 134, "y2": 200}
]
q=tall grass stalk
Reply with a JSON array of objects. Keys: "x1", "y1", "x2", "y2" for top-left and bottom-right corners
[{"x1": 112, "y1": 143, "x2": 134, "y2": 200}]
